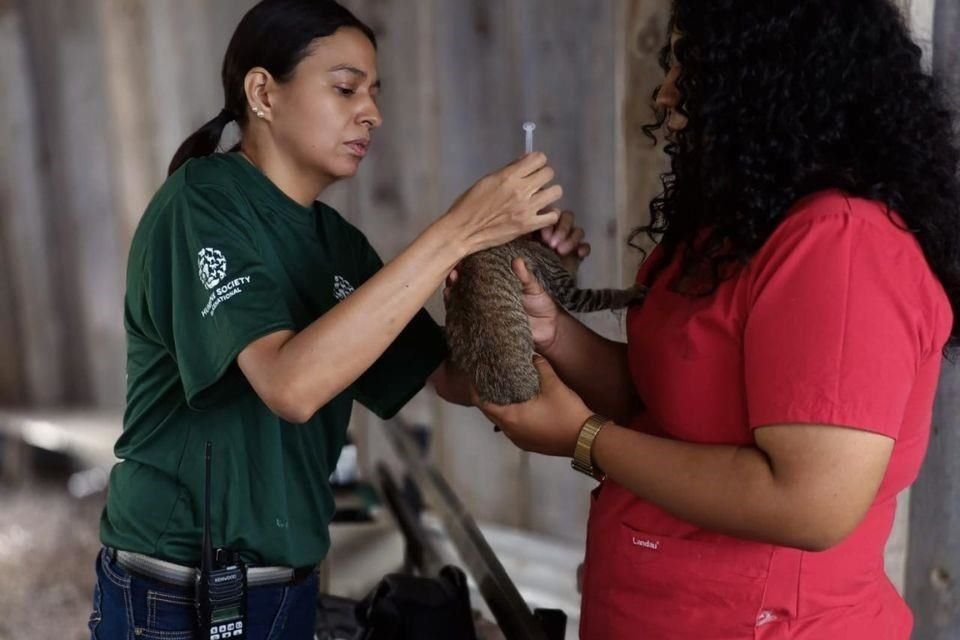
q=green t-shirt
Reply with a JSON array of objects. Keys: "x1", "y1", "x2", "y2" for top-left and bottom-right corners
[{"x1": 100, "y1": 152, "x2": 446, "y2": 568}]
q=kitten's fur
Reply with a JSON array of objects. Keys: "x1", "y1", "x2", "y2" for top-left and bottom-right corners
[{"x1": 445, "y1": 238, "x2": 647, "y2": 404}]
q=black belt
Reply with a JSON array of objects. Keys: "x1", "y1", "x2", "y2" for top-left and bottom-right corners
[{"x1": 107, "y1": 548, "x2": 314, "y2": 588}]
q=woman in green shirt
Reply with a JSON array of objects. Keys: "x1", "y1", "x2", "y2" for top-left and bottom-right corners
[{"x1": 89, "y1": 1, "x2": 586, "y2": 638}]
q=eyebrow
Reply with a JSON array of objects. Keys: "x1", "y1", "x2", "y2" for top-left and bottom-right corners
[{"x1": 328, "y1": 64, "x2": 381, "y2": 89}]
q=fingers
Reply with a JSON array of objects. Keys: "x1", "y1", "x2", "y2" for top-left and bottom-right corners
[
  {"x1": 577, "y1": 243, "x2": 592, "y2": 259},
  {"x1": 530, "y1": 185, "x2": 564, "y2": 216},
  {"x1": 531, "y1": 354, "x2": 559, "y2": 384},
  {"x1": 506, "y1": 151, "x2": 548, "y2": 178},
  {"x1": 524, "y1": 204, "x2": 561, "y2": 234},
  {"x1": 551, "y1": 211, "x2": 575, "y2": 247},
  {"x1": 526, "y1": 165, "x2": 557, "y2": 195},
  {"x1": 512, "y1": 257, "x2": 545, "y2": 295},
  {"x1": 555, "y1": 227, "x2": 585, "y2": 256},
  {"x1": 443, "y1": 269, "x2": 459, "y2": 303}
]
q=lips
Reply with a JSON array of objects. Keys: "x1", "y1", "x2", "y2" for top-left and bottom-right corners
[{"x1": 345, "y1": 139, "x2": 370, "y2": 158}]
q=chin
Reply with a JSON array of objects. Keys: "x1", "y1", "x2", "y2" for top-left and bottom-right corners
[{"x1": 336, "y1": 159, "x2": 362, "y2": 178}]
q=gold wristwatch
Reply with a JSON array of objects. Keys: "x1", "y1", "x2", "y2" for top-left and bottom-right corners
[{"x1": 571, "y1": 414, "x2": 609, "y2": 480}]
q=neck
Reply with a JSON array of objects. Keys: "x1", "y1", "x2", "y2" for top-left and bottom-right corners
[{"x1": 239, "y1": 139, "x2": 334, "y2": 207}]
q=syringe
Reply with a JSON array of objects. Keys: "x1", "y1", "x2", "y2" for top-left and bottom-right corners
[{"x1": 523, "y1": 121, "x2": 537, "y2": 154}]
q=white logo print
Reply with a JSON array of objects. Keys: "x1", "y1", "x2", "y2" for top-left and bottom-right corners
[
  {"x1": 333, "y1": 275, "x2": 355, "y2": 301},
  {"x1": 195, "y1": 248, "x2": 253, "y2": 318},
  {"x1": 631, "y1": 537, "x2": 660, "y2": 550},
  {"x1": 756, "y1": 610, "x2": 780, "y2": 627},
  {"x1": 197, "y1": 248, "x2": 227, "y2": 290}
]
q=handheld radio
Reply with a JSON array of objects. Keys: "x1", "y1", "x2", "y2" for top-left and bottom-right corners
[{"x1": 195, "y1": 441, "x2": 247, "y2": 639}]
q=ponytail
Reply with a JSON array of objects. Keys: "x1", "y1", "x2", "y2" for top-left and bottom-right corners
[{"x1": 167, "y1": 108, "x2": 235, "y2": 176}]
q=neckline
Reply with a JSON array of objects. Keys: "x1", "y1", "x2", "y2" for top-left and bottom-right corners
[{"x1": 225, "y1": 152, "x2": 317, "y2": 223}]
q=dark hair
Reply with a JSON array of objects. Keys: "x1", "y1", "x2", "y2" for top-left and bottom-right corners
[
  {"x1": 167, "y1": 0, "x2": 376, "y2": 176},
  {"x1": 635, "y1": 0, "x2": 960, "y2": 349}
]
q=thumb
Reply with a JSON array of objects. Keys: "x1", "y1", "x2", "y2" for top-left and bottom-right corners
[
  {"x1": 512, "y1": 257, "x2": 545, "y2": 296},
  {"x1": 532, "y1": 354, "x2": 557, "y2": 381}
]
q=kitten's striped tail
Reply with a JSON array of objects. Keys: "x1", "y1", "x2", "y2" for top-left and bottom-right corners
[
  {"x1": 536, "y1": 262, "x2": 648, "y2": 312},
  {"x1": 553, "y1": 281, "x2": 649, "y2": 312}
]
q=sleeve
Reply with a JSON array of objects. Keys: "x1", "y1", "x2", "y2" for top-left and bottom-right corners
[
  {"x1": 147, "y1": 185, "x2": 296, "y2": 409},
  {"x1": 347, "y1": 231, "x2": 448, "y2": 420},
  {"x1": 743, "y1": 210, "x2": 930, "y2": 438}
]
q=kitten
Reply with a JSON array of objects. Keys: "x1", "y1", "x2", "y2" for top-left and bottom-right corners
[{"x1": 445, "y1": 238, "x2": 647, "y2": 404}]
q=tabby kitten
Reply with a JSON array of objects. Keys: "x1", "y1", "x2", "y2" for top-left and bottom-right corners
[{"x1": 445, "y1": 238, "x2": 647, "y2": 405}]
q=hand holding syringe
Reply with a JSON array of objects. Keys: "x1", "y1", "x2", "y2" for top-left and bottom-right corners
[{"x1": 520, "y1": 120, "x2": 589, "y2": 268}]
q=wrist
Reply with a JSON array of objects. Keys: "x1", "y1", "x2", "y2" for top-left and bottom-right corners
[
  {"x1": 422, "y1": 218, "x2": 470, "y2": 269},
  {"x1": 570, "y1": 412, "x2": 609, "y2": 480}
]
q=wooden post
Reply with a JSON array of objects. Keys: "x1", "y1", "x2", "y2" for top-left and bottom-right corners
[{"x1": 905, "y1": 1, "x2": 960, "y2": 637}]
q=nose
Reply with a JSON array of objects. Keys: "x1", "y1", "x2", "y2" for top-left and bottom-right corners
[
  {"x1": 656, "y1": 65, "x2": 681, "y2": 109},
  {"x1": 359, "y1": 97, "x2": 382, "y2": 130}
]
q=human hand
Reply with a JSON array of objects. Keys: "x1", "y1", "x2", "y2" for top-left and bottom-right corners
[
  {"x1": 441, "y1": 153, "x2": 563, "y2": 254},
  {"x1": 511, "y1": 257, "x2": 563, "y2": 353},
  {"x1": 476, "y1": 355, "x2": 592, "y2": 457},
  {"x1": 536, "y1": 209, "x2": 591, "y2": 274},
  {"x1": 443, "y1": 255, "x2": 562, "y2": 354}
]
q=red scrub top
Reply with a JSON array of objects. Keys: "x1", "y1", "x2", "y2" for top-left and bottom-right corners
[{"x1": 580, "y1": 190, "x2": 952, "y2": 639}]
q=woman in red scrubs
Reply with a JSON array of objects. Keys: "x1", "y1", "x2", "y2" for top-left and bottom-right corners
[{"x1": 475, "y1": 1, "x2": 960, "y2": 638}]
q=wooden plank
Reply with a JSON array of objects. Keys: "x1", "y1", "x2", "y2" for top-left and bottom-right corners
[
  {"x1": 97, "y1": 0, "x2": 161, "y2": 247},
  {"x1": 0, "y1": 2, "x2": 26, "y2": 405},
  {"x1": 0, "y1": 220, "x2": 24, "y2": 405},
  {"x1": 932, "y1": 0, "x2": 959, "y2": 100},
  {"x1": 621, "y1": 0, "x2": 671, "y2": 284},
  {"x1": 907, "y1": 363, "x2": 960, "y2": 638},
  {"x1": 416, "y1": 0, "x2": 530, "y2": 530},
  {"x1": 17, "y1": 0, "x2": 128, "y2": 407},
  {"x1": 518, "y1": 0, "x2": 621, "y2": 541},
  {"x1": 905, "y1": 1, "x2": 960, "y2": 636},
  {"x1": 333, "y1": 0, "x2": 443, "y2": 498},
  {"x1": 0, "y1": 2, "x2": 66, "y2": 405}
]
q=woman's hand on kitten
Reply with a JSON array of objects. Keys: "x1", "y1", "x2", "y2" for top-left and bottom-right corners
[
  {"x1": 537, "y1": 210, "x2": 591, "y2": 273},
  {"x1": 475, "y1": 355, "x2": 592, "y2": 457},
  {"x1": 512, "y1": 257, "x2": 562, "y2": 353}
]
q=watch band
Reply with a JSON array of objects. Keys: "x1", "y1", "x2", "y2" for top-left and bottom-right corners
[{"x1": 571, "y1": 414, "x2": 609, "y2": 480}]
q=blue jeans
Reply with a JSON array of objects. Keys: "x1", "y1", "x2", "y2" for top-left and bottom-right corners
[{"x1": 88, "y1": 548, "x2": 318, "y2": 640}]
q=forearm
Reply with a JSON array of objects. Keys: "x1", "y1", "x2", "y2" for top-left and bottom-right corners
[
  {"x1": 261, "y1": 222, "x2": 463, "y2": 419},
  {"x1": 591, "y1": 423, "x2": 839, "y2": 551},
  {"x1": 542, "y1": 311, "x2": 640, "y2": 424}
]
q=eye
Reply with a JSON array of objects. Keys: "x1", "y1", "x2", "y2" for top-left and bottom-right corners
[{"x1": 335, "y1": 86, "x2": 356, "y2": 97}]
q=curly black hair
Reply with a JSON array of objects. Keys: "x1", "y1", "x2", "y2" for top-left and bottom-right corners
[{"x1": 635, "y1": 0, "x2": 960, "y2": 350}]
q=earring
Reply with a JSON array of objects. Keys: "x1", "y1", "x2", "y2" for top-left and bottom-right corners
[{"x1": 252, "y1": 105, "x2": 265, "y2": 118}]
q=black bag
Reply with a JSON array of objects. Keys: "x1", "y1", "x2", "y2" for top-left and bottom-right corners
[{"x1": 356, "y1": 565, "x2": 479, "y2": 640}]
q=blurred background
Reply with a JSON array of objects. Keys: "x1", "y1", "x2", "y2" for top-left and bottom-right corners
[{"x1": 0, "y1": 1, "x2": 957, "y2": 638}]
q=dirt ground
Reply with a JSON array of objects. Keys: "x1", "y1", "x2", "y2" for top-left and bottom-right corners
[{"x1": 0, "y1": 480, "x2": 105, "y2": 640}]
